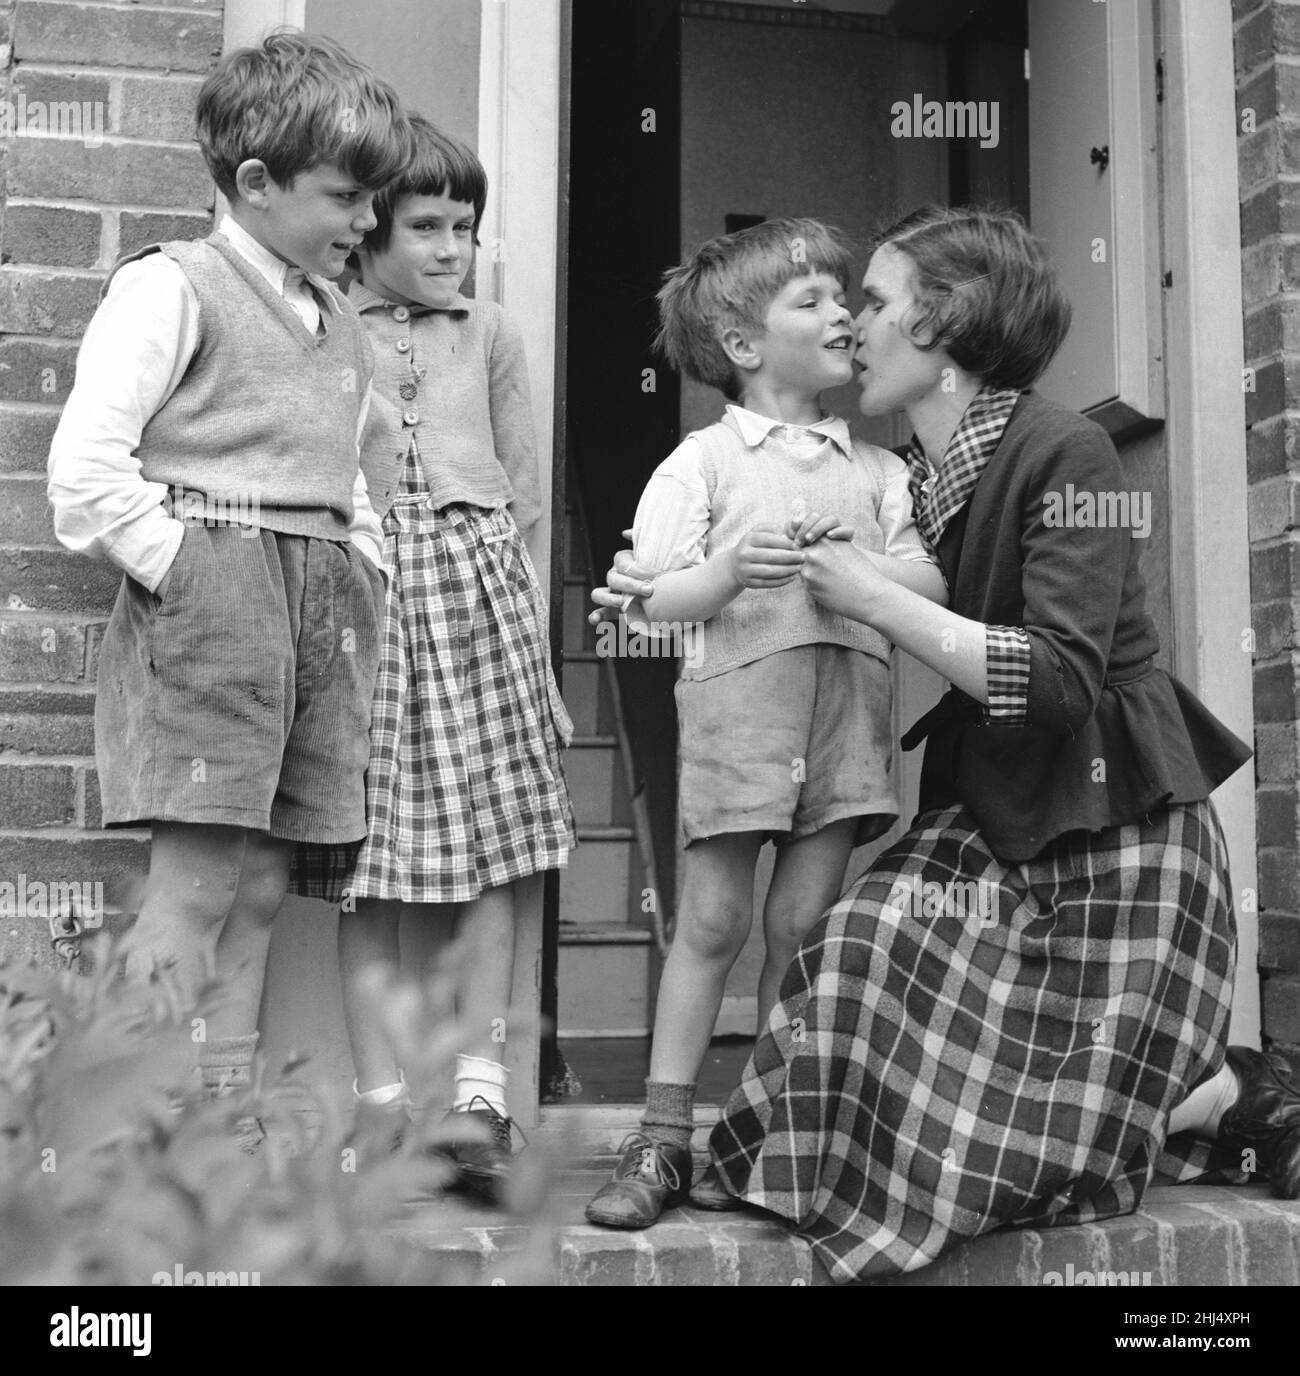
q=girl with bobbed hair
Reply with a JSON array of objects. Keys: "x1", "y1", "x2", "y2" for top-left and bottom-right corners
[{"x1": 591, "y1": 205, "x2": 1300, "y2": 1281}]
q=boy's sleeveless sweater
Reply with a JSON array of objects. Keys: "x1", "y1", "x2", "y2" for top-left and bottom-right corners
[
  {"x1": 685, "y1": 413, "x2": 892, "y2": 681},
  {"x1": 117, "y1": 233, "x2": 373, "y2": 542}
]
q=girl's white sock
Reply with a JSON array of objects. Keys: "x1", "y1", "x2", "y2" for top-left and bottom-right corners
[
  {"x1": 452, "y1": 1054, "x2": 509, "y2": 1115},
  {"x1": 354, "y1": 1072, "x2": 410, "y2": 1108}
]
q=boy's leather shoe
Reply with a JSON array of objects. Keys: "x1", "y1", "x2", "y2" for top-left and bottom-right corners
[
  {"x1": 585, "y1": 1133, "x2": 691, "y2": 1228},
  {"x1": 1217, "y1": 1045, "x2": 1300, "y2": 1199},
  {"x1": 688, "y1": 1162, "x2": 743, "y2": 1211}
]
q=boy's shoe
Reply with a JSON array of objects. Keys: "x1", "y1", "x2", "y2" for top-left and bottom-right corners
[
  {"x1": 585, "y1": 1133, "x2": 691, "y2": 1229},
  {"x1": 688, "y1": 1162, "x2": 743, "y2": 1211},
  {"x1": 1217, "y1": 1045, "x2": 1300, "y2": 1199},
  {"x1": 445, "y1": 1096, "x2": 520, "y2": 1205}
]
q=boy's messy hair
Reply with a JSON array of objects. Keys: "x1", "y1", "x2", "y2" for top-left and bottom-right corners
[
  {"x1": 365, "y1": 113, "x2": 488, "y2": 252},
  {"x1": 655, "y1": 218, "x2": 854, "y2": 401},
  {"x1": 869, "y1": 204, "x2": 1071, "y2": 388},
  {"x1": 196, "y1": 30, "x2": 413, "y2": 200}
]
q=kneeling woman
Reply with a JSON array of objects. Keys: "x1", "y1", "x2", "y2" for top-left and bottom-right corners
[{"x1": 596, "y1": 206, "x2": 1300, "y2": 1283}]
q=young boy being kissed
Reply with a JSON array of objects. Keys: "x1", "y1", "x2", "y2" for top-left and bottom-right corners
[
  {"x1": 47, "y1": 34, "x2": 412, "y2": 1107},
  {"x1": 586, "y1": 219, "x2": 947, "y2": 1228}
]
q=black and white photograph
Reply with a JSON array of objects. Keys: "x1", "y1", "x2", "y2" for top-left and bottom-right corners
[{"x1": 0, "y1": 0, "x2": 1295, "y2": 1328}]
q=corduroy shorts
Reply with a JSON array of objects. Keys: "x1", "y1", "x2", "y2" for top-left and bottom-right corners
[{"x1": 94, "y1": 523, "x2": 384, "y2": 843}]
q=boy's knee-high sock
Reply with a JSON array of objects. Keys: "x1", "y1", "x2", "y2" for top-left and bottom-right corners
[
  {"x1": 452, "y1": 1054, "x2": 509, "y2": 1116},
  {"x1": 198, "y1": 1033, "x2": 259, "y2": 1094},
  {"x1": 642, "y1": 1079, "x2": 695, "y2": 1152}
]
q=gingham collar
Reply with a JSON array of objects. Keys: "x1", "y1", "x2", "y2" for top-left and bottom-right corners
[
  {"x1": 724, "y1": 403, "x2": 854, "y2": 460},
  {"x1": 905, "y1": 386, "x2": 1021, "y2": 557}
]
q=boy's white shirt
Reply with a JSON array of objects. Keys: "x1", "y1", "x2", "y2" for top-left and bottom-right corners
[
  {"x1": 630, "y1": 403, "x2": 936, "y2": 579},
  {"x1": 47, "y1": 213, "x2": 383, "y2": 592}
]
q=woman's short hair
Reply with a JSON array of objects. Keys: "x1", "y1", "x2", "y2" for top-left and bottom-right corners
[
  {"x1": 197, "y1": 30, "x2": 413, "y2": 199},
  {"x1": 366, "y1": 114, "x2": 489, "y2": 252},
  {"x1": 655, "y1": 218, "x2": 854, "y2": 401},
  {"x1": 870, "y1": 205, "x2": 1071, "y2": 388}
]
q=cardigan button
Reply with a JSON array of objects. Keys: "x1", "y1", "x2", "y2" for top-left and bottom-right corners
[
  {"x1": 395, "y1": 338, "x2": 411, "y2": 353},
  {"x1": 402, "y1": 409, "x2": 419, "y2": 426},
  {"x1": 392, "y1": 305, "x2": 411, "y2": 322}
]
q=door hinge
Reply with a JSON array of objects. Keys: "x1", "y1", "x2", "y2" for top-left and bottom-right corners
[{"x1": 1156, "y1": 55, "x2": 1164, "y2": 104}]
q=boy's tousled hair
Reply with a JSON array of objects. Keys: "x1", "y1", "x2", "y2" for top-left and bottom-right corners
[
  {"x1": 870, "y1": 204, "x2": 1071, "y2": 389},
  {"x1": 655, "y1": 217, "x2": 854, "y2": 401},
  {"x1": 196, "y1": 30, "x2": 413, "y2": 199},
  {"x1": 365, "y1": 113, "x2": 489, "y2": 251}
]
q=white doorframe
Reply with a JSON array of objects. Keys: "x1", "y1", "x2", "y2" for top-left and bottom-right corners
[{"x1": 1160, "y1": 0, "x2": 1260, "y2": 1045}]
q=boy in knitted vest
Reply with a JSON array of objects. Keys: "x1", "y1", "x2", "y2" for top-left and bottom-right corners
[
  {"x1": 586, "y1": 218, "x2": 946, "y2": 1227},
  {"x1": 47, "y1": 34, "x2": 412, "y2": 1117}
]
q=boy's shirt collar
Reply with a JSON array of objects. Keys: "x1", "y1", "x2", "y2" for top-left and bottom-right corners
[
  {"x1": 725, "y1": 402, "x2": 853, "y2": 459},
  {"x1": 216, "y1": 214, "x2": 342, "y2": 315},
  {"x1": 348, "y1": 280, "x2": 471, "y2": 317}
]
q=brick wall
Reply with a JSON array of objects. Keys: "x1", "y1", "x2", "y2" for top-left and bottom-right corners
[
  {"x1": 0, "y1": 0, "x2": 221, "y2": 966},
  {"x1": 1237, "y1": 0, "x2": 1300, "y2": 1073}
]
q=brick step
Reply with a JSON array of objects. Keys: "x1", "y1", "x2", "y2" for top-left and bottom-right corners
[
  {"x1": 0, "y1": 609, "x2": 105, "y2": 682},
  {"x1": 0, "y1": 546, "x2": 121, "y2": 615},
  {"x1": 0, "y1": 474, "x2": 56, "y2": 546},
  {"x1": 385, "y1": 1180, "x2": 1300, "y2": 1286}
]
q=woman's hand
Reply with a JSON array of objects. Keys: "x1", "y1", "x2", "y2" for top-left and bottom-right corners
[
  {"x1": 799, "y1": 537, "x2": 889, "y2": 622},
  {"x1": 589, "y1": 529, "x2": 657, "y2": 625}
]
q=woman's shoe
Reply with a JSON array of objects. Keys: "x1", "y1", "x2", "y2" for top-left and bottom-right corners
[
  {"x1": 688, "y1": 1162, "x2": 743, "y2": 1211},
  {"x1": 585, "y1": 1133, "x2": 691, "y2": 1228},
  {"x1": 1217, "y1": 1045, "x2": 1300, "y2": 1199}
]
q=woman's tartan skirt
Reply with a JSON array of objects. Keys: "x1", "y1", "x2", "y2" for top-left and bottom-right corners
[{"x1": 707, "y1": 798, "x2": 1239, "y2": 1283}]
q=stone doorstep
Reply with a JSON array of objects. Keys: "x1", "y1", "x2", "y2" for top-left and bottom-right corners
[{"x1": 379, "y1": 1105, "x2": 1300, "y2": 1286}]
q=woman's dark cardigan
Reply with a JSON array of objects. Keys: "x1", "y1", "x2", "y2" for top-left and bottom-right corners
[{"x1": 905, "y1": 390, "x2": 1250, "y2": 862}]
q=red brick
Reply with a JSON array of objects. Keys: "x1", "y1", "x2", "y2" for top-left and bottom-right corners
[
  {"x1": 0, "y1": 474, "x2": 54, "y2": 546},
  {"x1": 6, "y1": 136, "x2": 213, "y2": 209},
  {"x1": 0, "y1": 402, "x2": 62, "y2": 472},
  {"x1": 1263, "y1": 972, "x2": 1300, "y2": 1042},
  {"x1": 118, "y1": 75, "x2": 201, "y2": 142},
  {"x1": 1261, "y1": 845, "x2": 1300, "y2": 909},
  {"x1": 1258, "y1": 720, "x2": 1300, "y2": 778},
  {"x1": 0, "y1": 336, "x2": 80, "y2": 403},
  {"x1": 1243, "y1": 238, "x2": 1280, "y2": 303},
  {"x1": 0, "y1": 711, "x2": 95, "y2": 756},
  {"x1": 1235, "y1": 0, "x2": 1268, "y2": 24},
  {"x1": 1236, "y1": 3, "x2": 1275, "y2": 79},
  {"x1": 1252, "y1": 598, "x2": 1299, "y2": 659},
  {"x1": 1244, "y1": 298, "x2": 1282, "y2": 361},
  {"x1": 0, "y1": 613, "x2": 90, "y2": 682},
  {"x1": 0, "y1": 759, "x2": 76, "y2": 826},
  {"x1": 7, "y1": 68, "x2": 110, "y2": 127},
  {"x1": 0, "y1": 547, "x2": 121, "y2": 615},
  {"x1": 1261, "y1": 912, "x2": 1300, "y2": 970},
  {"x1": 1277, "y1": 5, "x2": 1300, "y2": 57},
  {"x1": 1241, "y1": 121, "x2": 1279, "y2": 195},
  {"x1": 2, "y1": 203, "x2": 101, "y2": 268},
  {"x1": 1240, "y1": 62, "x2": 1279, "y2": 129},
  {"x1": 1256, "y1": 780, "x2": 1300, "y2": 843},
  {"x1": 1255, "y1": 659, "x2": 1300, "y2": 721},
  {"x1": 1247, "y1": 415, "x2": 1300, "y2": 483},
  {"x1": 1248, "y1": 474, "x2": 1300, "y2": 539},
  {"x1": 0, "y1": 265, "x2": 102, "y2": 336},
  {"x1": 1251, "y1": 535, "x2": 1300, "y2": 598},
  {"x1": 1240, "y1": 185, "x2": 1280, "y2": 249},
  {"x1": 1245, "y1": 356, "x2": 1288, "y2": 423},
  {"x1": 118, "y1": 210, "x2": 210, "y2": 259},
  {"x1": 13, "y1": 2, "x2": 221, "y2": 74}
]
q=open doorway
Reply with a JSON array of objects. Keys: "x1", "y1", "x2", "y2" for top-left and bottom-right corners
[{"x1": 558, "y1": 0, "x2": 1030, "y2": 1101}]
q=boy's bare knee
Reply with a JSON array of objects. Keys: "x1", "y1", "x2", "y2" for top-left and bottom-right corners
[{"x1": 678, "y1": 900, "x2": 750, "y2": 963}]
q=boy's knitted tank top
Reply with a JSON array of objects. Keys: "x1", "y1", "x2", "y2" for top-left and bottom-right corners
[{"x1": 683, "y1": 412, "x2": 893, "y2": 681}]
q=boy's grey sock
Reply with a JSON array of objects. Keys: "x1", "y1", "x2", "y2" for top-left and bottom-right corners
[
  {"x1": 641, "y1": 1079, "x2": 696, "y2": 1152},
  {"x1": 198, "y1": 1033, "x2": 259, "y2": 1094}
]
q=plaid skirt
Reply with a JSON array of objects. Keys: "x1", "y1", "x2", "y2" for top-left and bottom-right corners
[
  {"x1": 295, "y1": 455, "x2": 575, "y2": 903},
  {"x1": 708, "y1": 798, "x2": 1239, "y2": 1283}
]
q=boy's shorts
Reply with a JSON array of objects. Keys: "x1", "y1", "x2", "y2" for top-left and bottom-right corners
[
  {"x1": 676, "y1": 644, "x2": 898, "y2": 848},
  {"x1": 94, "y1": 524, "x2": 384, "y2": 843}
]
